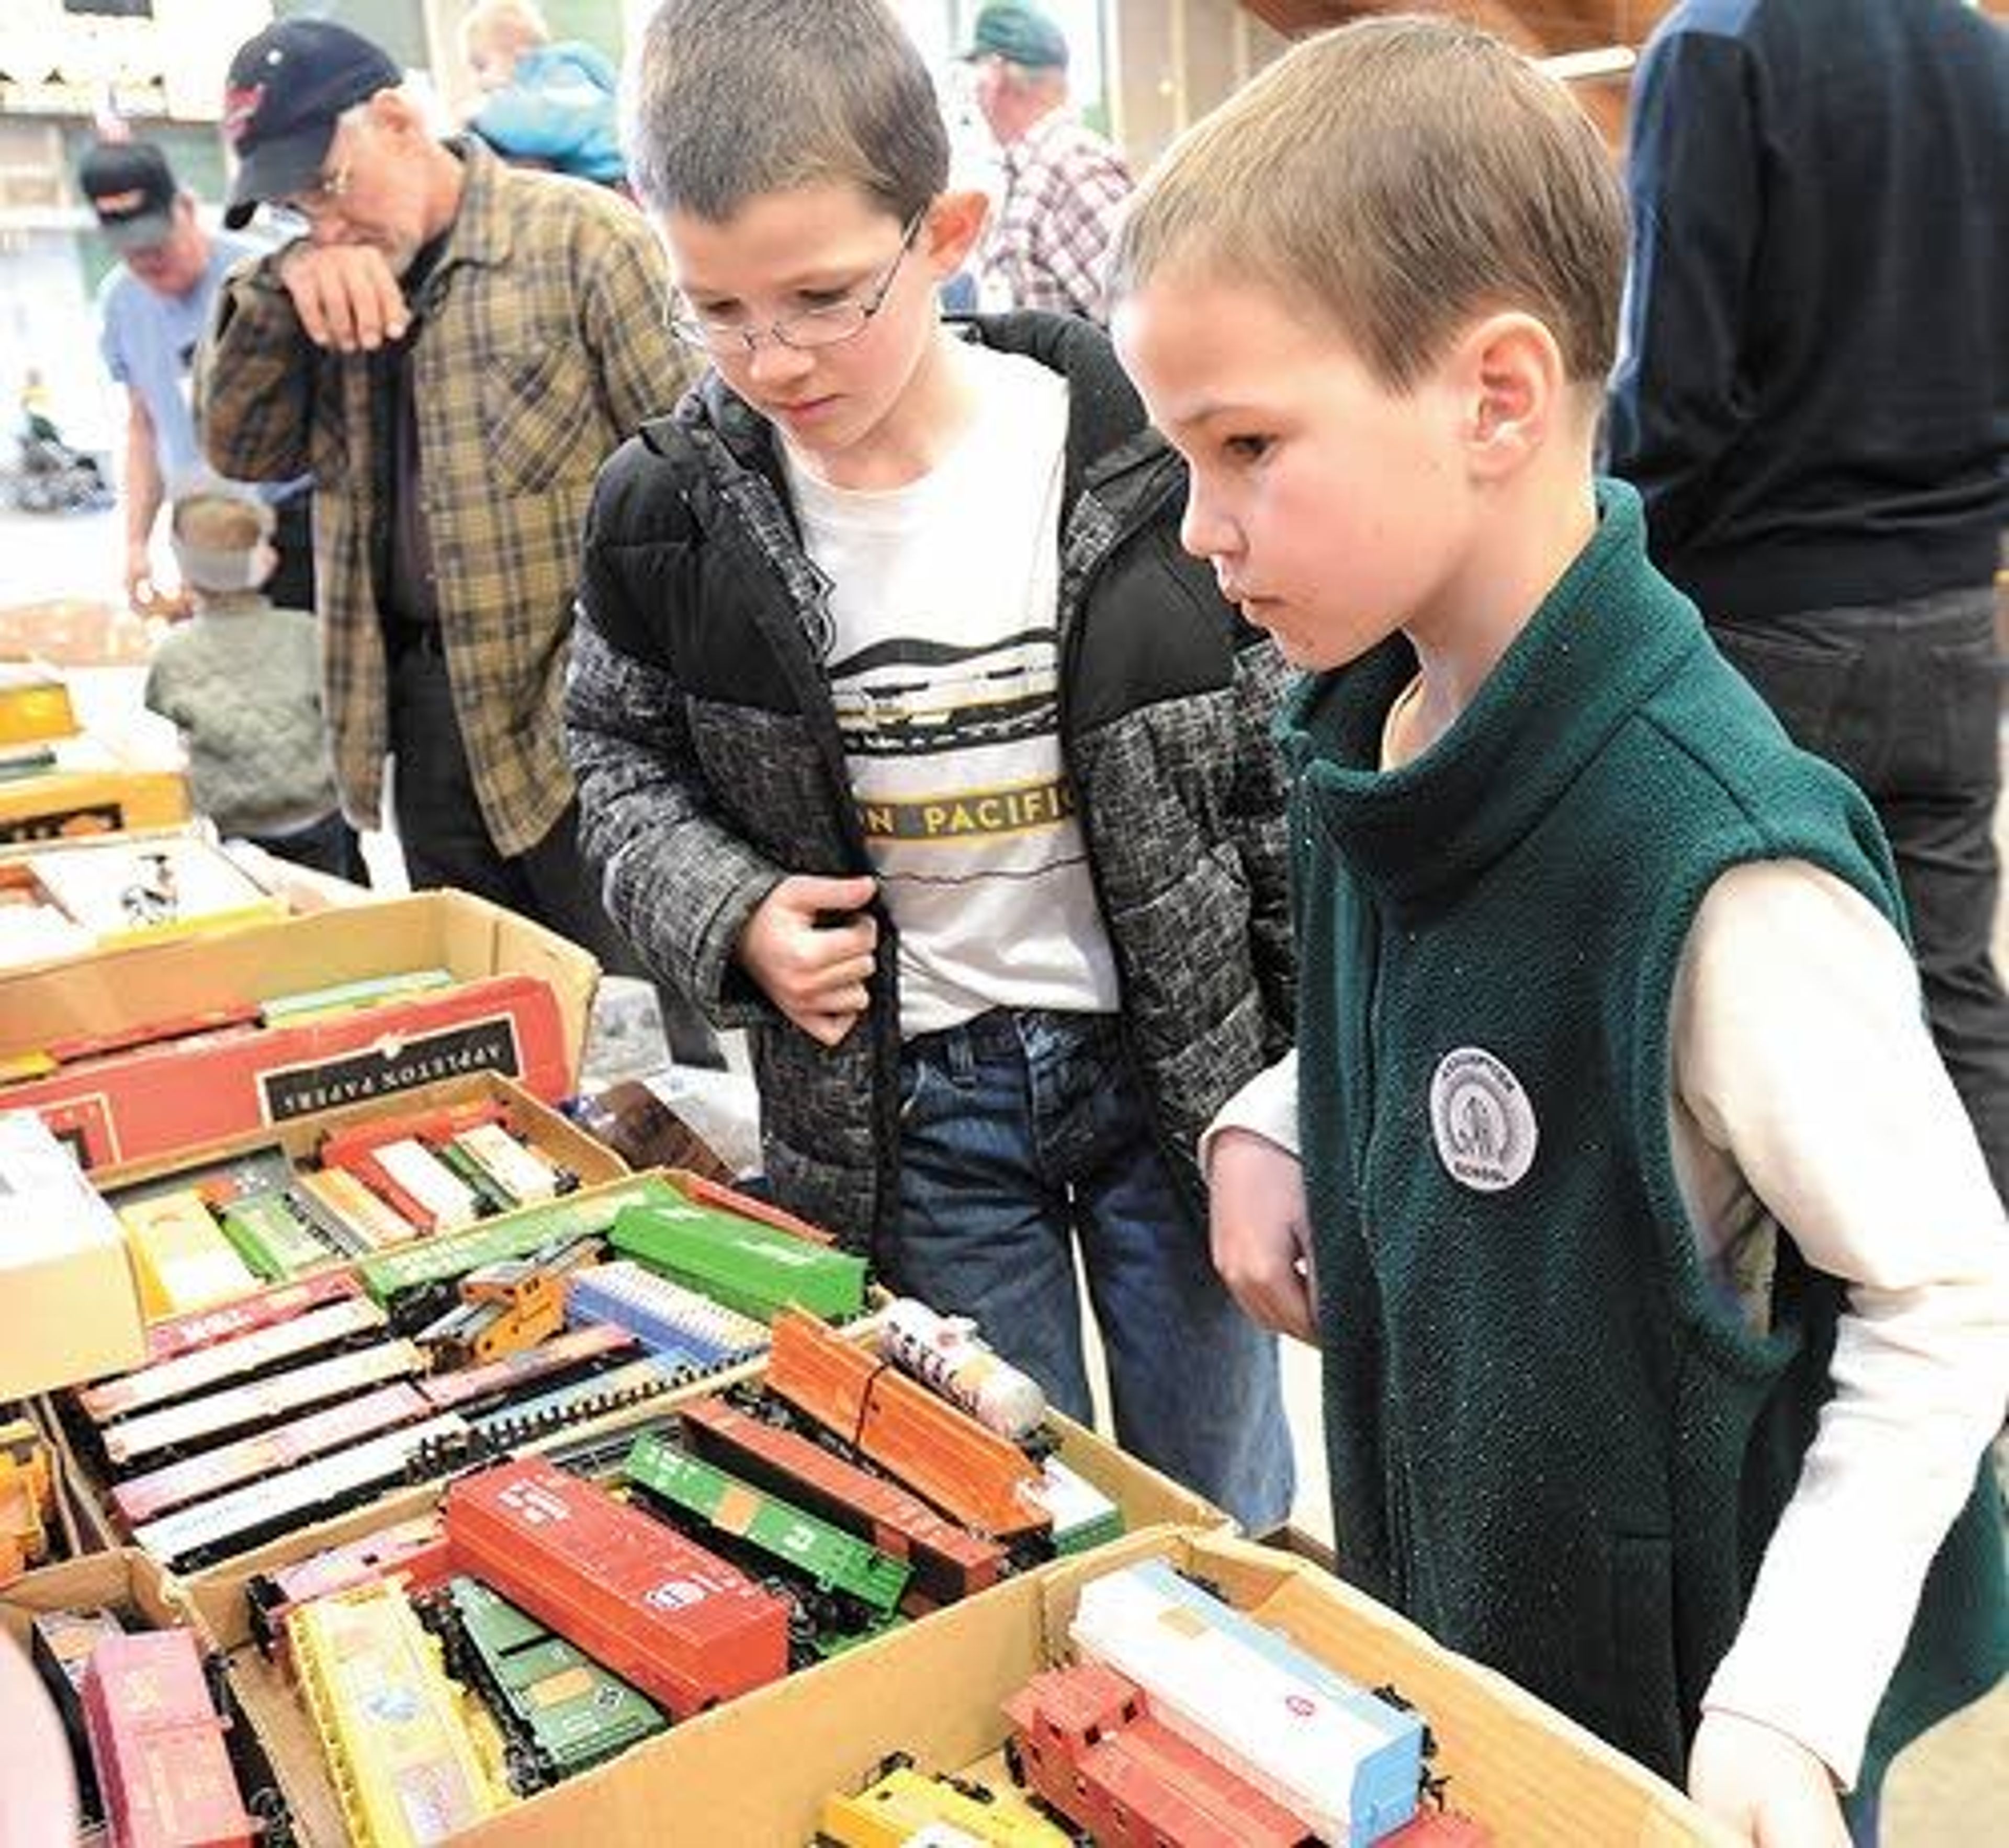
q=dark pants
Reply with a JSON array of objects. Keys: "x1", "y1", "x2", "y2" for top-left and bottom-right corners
[
  {"x1": 1710, "y1": 585, "x2": 2008, "y2": 1198},
  {"x1": 387, "y1": 643, "x2": 724, "y2": 1069},
  {"x1": 268, "y1": 491, "x2": 316, "y2": 613},
  {"x1": 244, "y1": 808, "x2": 365, "y2": 883}
]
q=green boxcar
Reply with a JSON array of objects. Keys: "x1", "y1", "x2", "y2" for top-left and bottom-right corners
[
  {"x1": 444, "y1": 1575, "x2": 666, "y2": 1788},
  {"x1": 218, "y1": 1189, "x2": 337, "y2": 1280},
  {"x1": 359, "y1": 1176, "x2": 689, "y2": 1311},
  {"x1": 623, "y1": 1432, "x2": 909, "y2": 1620},
  {"x1": 610, "y1": 1200, "x2": 868, "y2": 1323}
]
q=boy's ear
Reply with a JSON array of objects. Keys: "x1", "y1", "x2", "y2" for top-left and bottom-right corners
[
  {"x1": 1457, "y1": 312, "x2": 1564, "y2": 478},
  {"x1": 922, "y1": 190, "x2": 990, "y2": 275}
]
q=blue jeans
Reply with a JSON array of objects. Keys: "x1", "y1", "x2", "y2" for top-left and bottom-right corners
[{"x1": 888, "y1": 1008, "x2": 1294, "y2": 1534}]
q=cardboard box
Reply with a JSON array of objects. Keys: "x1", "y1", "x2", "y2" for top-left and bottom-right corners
[
  {"x1": 0, "y1": 1545, "x2": 190, "y2": 1647},
  {"x1": 447, "y1": 1528, "x2": 1731, "y2": 1848},
  {"x1": 0, "y1": 1112, "x2": 146, "y2": 1396},
  {"x1": 0, "y1": 754, "x2": 190, "y2": 844},
  {"x1": 2, "y1": 1547, "x2": 298, "y2": 1843},
  {"x1": 91, "y1": 1069, "x2": 628, "y2": 1221},
  {"x1": 182, "y1": 1411, "x2": 1224, "y2": 1847},
  {"x1": 0, "y1": 892, "x2": 600, "y2": 1170}
]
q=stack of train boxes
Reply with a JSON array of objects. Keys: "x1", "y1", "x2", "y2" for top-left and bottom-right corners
[{"x1": 0, "y1": 890, "x2": 599, "y2": 1172}]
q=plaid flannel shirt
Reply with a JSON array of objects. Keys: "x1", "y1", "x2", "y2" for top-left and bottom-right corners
[
  {"x1": 197, "y1": 140, "x2": 697, "y2": 855},
  {"x1": 977, "y1": 110, "x2": 1133, "y2": 322}
]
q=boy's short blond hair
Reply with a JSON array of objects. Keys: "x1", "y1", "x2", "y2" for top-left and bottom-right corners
[
  {"x1": 1111, "y1": 16, "x2": 1627, "y2": 392},
  {"x1": 170, "y1": 489, "x2": 273, "y2": 594},
  {"x1": 461, "y1": 0, "x2": 549, "y2": 60}
]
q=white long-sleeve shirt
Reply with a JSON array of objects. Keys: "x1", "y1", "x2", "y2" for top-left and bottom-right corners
[{"x1": 1207, "y1": 858, "x2": 2009, "y2": 1787}]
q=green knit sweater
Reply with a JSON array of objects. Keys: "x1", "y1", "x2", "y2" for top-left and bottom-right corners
[{"x1": 1283, "y1": 479, "x2": 2008, "y2": 1798}]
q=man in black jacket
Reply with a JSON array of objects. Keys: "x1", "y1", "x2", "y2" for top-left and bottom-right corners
[{"x1": 1609, "y1": 0, "x2": 2009, "y2": 1199}]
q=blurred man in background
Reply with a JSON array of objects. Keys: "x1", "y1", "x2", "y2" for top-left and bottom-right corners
[
  {"x1": 80, "y1": 140, "x2": 311, "y2": 615},
  {"x1": 962, "y1": 3, "x2": 1130, "y2": 320}
]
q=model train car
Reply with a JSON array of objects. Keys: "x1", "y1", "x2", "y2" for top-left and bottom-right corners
[
  {"x1": 1007, "y1": 1660, "x2": 1318, "y2": 1847},
  {"x1": 682, "y1": 1393, "x2": 1009, "y2": 1609},
  {"x1": 623, "y1": 1431, "x2": 909, "y2": 1646},
  {"x1": 610, "y1": 1197, "x2": 867, "y2": 1322},
  {"x1": 431, "y1": 1574, "x2": 666, "y2": 1790},
  {"x1": 764, "y1": 1309, "x2": 1052, "y2": 1544},
  {"x1": 819, "y1": 1752, "x2": 1071, "y2": 1847},
  {"x1": 81, "y1": 1628, "x2": 256, "y2": 1848},
  {"x1": 444, "y1": 1456, "x2": 791, "y2": 1719},
  {"x1": 289, "y1": 1579, "x2": 510, "y2": 1846},
  {"x1": 1070, "y1": 1560, "x2": 1426, "y2": 1847}
]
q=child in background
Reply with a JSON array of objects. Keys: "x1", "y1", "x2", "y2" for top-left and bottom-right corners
[
  {"x1": 460, "y1": 0, "x2": 624, "y2": 187},
  {"x1": 145, "y1": 486, "x2": 364, "y2": 882},
  {"x1": 1108, "y1": 17, "x2": 2008, "y2": 1844},
  {"x1": 566, "y1": 0, "x2": 1296, "y2": 1533}
]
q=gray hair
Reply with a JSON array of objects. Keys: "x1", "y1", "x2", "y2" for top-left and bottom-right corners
[{"x1": 623, "y1": 0, "x2": 947, "y2": 221}]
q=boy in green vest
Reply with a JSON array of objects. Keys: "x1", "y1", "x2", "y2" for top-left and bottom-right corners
[{"x1": 1109, "y1": 17, "x2": 2008, "y2": 1844}]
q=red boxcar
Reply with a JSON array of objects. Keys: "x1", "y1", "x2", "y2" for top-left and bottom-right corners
[
  {"x1": 81, "y1": 1629, "x2": 255, "y2": 1848},
  {"x1": 444, "y1": 1455, "x2": 789, "y2": 1717}
]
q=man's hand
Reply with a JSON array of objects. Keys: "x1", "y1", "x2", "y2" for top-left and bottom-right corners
[
  {"x1": 738, "y1": 874, "x2": 879, "y2": 1048},
  {"x1": 1207, "y1": 1126, "x2": 1319, "y2": 1344},
  {"x1": 1689, "y1": 1711, "x2": 1849, "y2": 1847},
  {"x1": 125, "y1": 544, "x2": 188, "y2": 620},
  {"x1": 277, "y1": 244, "x2": 411, "y2": 353}
]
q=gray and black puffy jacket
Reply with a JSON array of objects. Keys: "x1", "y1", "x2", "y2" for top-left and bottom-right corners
[{"x1": 566, "y1": 312, "x2": 1295, "y2": 1254}]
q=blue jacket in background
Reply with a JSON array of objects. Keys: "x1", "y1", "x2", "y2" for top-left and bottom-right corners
[{"x1": 470, "y1": 41, "x2": 624, "y2": 187}]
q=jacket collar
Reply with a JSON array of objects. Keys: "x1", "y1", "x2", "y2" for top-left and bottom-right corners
[
  {"x1": 1284, "y1": 480, "x2": 1706, "y2": 909},
  {"x1": 419, "y1": 138, "x2": 513, "y2": 291}
]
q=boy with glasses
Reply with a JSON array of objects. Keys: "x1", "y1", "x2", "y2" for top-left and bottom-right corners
[
  {"x1": 568, "y1": 0, "x2": 1295, "y2": 1532},
  {"x1": 197, "y1": 17, "x2": 720, "y2": 1069},
  {"x1": 1110, "y1": 17, "x2": 2008, "y2": 1841}
]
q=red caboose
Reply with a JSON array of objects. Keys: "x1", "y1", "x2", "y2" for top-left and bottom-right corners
[
  {"x1": 444, "y1": 1455, "x2": 789, "y2": 1717},
  {"x1": 1005, "y1": 1660, "x2": 1318, "y2": 1847}
]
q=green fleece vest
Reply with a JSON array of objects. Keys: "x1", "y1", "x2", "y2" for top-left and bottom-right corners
[{"x1": 1284, "y1": 480, "x2": 2007, "y2": 1799}]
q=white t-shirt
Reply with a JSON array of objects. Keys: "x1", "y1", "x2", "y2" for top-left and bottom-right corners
[{"x1": 785, "y1": 345, "x2": 1120, "y2": 1037}]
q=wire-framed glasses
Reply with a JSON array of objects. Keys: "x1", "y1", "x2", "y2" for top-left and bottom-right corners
[
  {"x1": 665, "y1": 211, "x2": 926, "y2": 356},
  {"x1": 268, "y1": 152, "x2": 355, "y2": 235}
]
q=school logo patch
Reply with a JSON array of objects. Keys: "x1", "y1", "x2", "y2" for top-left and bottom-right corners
[{"x1": 1429, "y1": 1046, "x2": 1537, "y2": 1192}]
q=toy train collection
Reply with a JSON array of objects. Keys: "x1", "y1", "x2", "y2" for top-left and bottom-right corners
[
  {"x1": 27, "y1": 1606, "x2": 293, "y2": 1846},
  {"x1": 37, "y1": 1099, "x2": 1512, "y2": 1845},
  {"x1": 58, "y1": 1152, "x2": 893, "y2": 1575}
]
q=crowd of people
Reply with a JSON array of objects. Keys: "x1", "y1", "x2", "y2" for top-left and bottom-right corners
[{"x1": 41, "y1": 4, "x2": 2009, "y2": 1844}]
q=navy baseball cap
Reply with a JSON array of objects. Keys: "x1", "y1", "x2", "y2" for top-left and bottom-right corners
[
  {"x1": 80, "y1": 141, "x2": 179, "y2": 253},
  {"x1": 220, "y1": 19, "x2": 400, "y2": 228}
]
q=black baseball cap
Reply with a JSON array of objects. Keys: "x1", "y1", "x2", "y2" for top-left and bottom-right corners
[
  {"x1": 220, "y1": 18, "x2": 400, "y2": 228},
  {"x1": 79, "y1": 141, "x2": 179, "y2": 253}
]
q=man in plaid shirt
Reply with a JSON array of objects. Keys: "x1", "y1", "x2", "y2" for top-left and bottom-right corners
[
  {"x1": 963, "y1": 5, "x2": 1132, "y2": 321},
  {"x1": 198, "y1": 19, "x2": 715, "y2": 1062}
]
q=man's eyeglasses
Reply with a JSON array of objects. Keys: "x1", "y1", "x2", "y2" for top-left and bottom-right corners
[
  {"x1": 667, "y1": 212, "x2": 926, "y2": 356},
  {"x1": 269, "y1": 152, "x2": 354, "y2": 234}
]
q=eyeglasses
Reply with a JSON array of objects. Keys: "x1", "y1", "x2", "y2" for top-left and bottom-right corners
[
  {"x1": 666, "y1": 212, "x2": 926, "y2": 356},
  {"x1": 268, "y1": 151, "x2": 354, "y2": 233}
]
